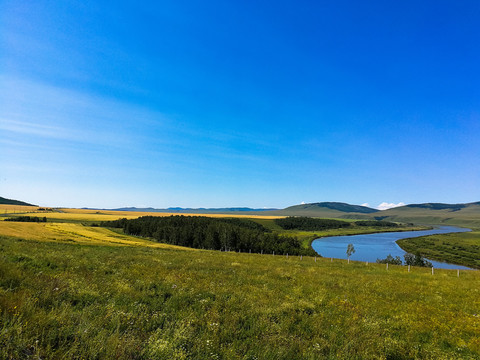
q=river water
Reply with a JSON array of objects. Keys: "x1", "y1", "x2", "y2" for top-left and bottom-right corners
[{"x1": 311, "y1": 226, "x2": 472, "y2": 270}]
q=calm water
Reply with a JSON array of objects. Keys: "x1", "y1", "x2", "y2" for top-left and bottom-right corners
[{"x1": 311, "y1": 226, "x2": 472, "y2": 270}]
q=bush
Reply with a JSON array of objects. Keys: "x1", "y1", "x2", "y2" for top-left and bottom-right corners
[
  {"x1": 376, "y1": 254, "x2": 402, "y2": 265},
  {"x1": 404, "y1": 252, "x2": 433, "y2": 267}
]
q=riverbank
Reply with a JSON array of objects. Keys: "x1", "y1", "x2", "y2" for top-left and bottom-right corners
[{"x1": 397, "y1": 228, "x2": 480, "y2": 269}]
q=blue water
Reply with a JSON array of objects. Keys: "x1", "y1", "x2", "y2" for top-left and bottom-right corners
[{"x1": 311, "y1": 226, "x2": 473, "y2": 270}]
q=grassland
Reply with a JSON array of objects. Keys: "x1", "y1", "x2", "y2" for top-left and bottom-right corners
[
  {"x1": 365, "y1": 203, "x2": 480, "y2": 228},
  {"x1": 397, "y1": 230, "x2": 480, "y2": 269},
  {"x1": 0, "y1": 208, "x2": 479, "y2": 359}
]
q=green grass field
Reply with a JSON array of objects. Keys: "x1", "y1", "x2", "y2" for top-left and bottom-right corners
[
  {"x1": 1, "y1": 209, "x2": 479, "y2": 359},
  {"x1": 1, "y1": 228, "x2": 480, "y2": 359},
  {"x1": 397, "y1": 230, "x2": 480, "y2": 269}
]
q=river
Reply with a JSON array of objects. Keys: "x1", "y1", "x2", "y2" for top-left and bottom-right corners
[{"x1": 311, "y1": 226, "x2": 472, "y2": 270}]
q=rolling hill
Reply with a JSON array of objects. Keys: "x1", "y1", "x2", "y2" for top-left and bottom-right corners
[
  {"x1": 363, "y1": 202, "x2": 480, "y2": 227},
  {"x1": 0, "y1": 196, "x2": 36, "y2": 206},
  {"x1": 254, "y1": 202, "x2": 379, "y2": 217}
]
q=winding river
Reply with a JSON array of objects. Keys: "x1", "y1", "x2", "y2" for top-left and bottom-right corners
[{"x1": 311, "y1": 226, "x2": 472, "y2": 270}]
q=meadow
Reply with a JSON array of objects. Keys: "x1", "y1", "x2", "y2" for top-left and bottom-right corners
[{"x1": 1, "y1": 207, "x2": 479, "y2": 359}]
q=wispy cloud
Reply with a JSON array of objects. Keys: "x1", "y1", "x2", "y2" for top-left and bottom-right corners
[
  {"x1": 0, "y1": 75, "x2": 171, "y2": 148},
  {"x1": 0, "y1": 118, "x2": 74, "y2": 139},
  {"x1": 377, "y1": 202, "x2": 406, "y2": 210}
]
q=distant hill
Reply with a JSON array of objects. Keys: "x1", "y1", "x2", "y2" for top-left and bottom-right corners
[
  {"x1": 363, "y1": 202, "x2": 480, "y2": 227},
  {"x1": 92, "y1": 201, "x2": 480, "y2": 227},
  {"x1": 284, "y1": 202, "x2": 378, "y2": 214},
  {"x1": 255, "y1": 202, "x2": 378, "y2": 217},
  {"x1": 0, "y1": 196, "x2": 36, "y2": 206},
  {"x1": 110, "y1": 207, "x2": 279, "y2": 213}
]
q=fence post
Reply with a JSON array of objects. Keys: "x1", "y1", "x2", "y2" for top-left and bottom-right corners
[
  {"x1": 408, "y1": 265, "x2": 410, "y2": 272},
  {"x1": 457, "y1": 269, "x2": 460, "y2": 277},
  {"x1": 301, "y1": 255, "x2": 303, "y2": 261},
  {"x1": 273, "y1": 251, "x2": 275, "y2": 256},
  {"x1": 366, "y1": 261, "x2": 368, "y2": 265},
  {"x1": 331, "y1": 257, "x2": 333, "y2": 262},
  {"x1": 286, "y1": 253, "x2": 288, "y2": 259},
  {"x1": 261, "y1": 250, "x2": 263, "y2": 255},
  {"x1": 432, "y1": 267, "x2": 434, "y2": 275},
  {"x1": 315, "y1": 256, "x2": 317, "y2": 262},
  {"x1": 386, "y1": 263, "x2": 388, "y2": 270}
]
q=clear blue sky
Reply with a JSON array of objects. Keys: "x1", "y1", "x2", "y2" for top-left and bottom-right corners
[{"x1": 1, "y1": 0, "x2": 479, "y2": 209}]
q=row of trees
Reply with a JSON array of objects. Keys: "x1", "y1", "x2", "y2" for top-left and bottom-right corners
[
  {"x1": 354, "y1": 220, "x2": 399, "y2": 227},
  {"x1": 101, "y1": 216, "x2": 317, "y2": 256},
  {"x1": 4, "y1": 216, "x2": 47, "y2": 223},
  {"x1": 275, "y1": 217, "x2": 398, "y2": 231},
  {"x1": 275, "y1": 217, "x2": 351, "y2": 231}
]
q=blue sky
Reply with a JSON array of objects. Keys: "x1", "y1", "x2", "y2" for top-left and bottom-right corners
[{"x1": 1, "y1": 0, "x2": 479, "y2": 209}]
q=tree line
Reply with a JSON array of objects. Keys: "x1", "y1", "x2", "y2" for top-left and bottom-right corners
[
  {"x1": 274, "y1": 217, "x2": 399, "y2": 231},
  {"x1": 101, "y1": 216, "x2": 317, "y2": 256},
  {"x1": 4, "y1": 216, "x2": 47, "y2": 223}
]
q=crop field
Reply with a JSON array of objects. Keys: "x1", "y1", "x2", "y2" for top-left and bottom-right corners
[
  {"x1": 0, "y1": 207, "x2": 284, "y2": 224},
  {"x1": 0, "y1": 204, "x2": 41, "y2": 214},
  {"x1": 1, "y1": 209, "x2": 479, "y2": 359}
]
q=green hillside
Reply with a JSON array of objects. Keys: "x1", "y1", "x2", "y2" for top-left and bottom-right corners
[
  {"x1": 364, "y1": 202, "x2": 480, "y2": 227},
  {"x1": 0, "y1": 196, "x2": 36, "y2": 206},
  {"x1": 259, "y1": 202, "x2": 378, "y2": 217}
]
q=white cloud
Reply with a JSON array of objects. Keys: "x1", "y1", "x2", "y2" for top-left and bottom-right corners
[
  {"x1": 377, "y1": 202, "x2": 406, "y2": 211},
  {"x1": 301, "y1": 201, "x2": 306, "y2": 205},
  {"x1": 361, "y1": 203, "x2": 370, "y2": 207}
]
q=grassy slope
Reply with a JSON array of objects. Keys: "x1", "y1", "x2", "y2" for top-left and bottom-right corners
[
  {"x1": 366, "y1": 203, "x2": 480, "y2": 227},
  {"x1": 0, "y1": 197, "x2": 36, "y2": 206},
  {"x1": 1, "y1": 210, "x2": 479, "y2": 359},
  {"x1": 397, "y1": 230, "x2": 480, "y2": 269},
  {"x1": 1, "y1": 234, "x2": 479, "y2": 359}
]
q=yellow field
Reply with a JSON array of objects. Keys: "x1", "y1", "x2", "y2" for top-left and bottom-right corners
[
  {"x1": 1, "y1": 206, "x2": 283, "y2": 221},
  {"x1": 58, "y1": 208, "x2": 284, "y2": 219},
  {"x1": 0, "y1": 220, "x2": 192, "y2": 250},
  {"x1": 0, "y1": 204, "x2": 40, "y2": 213}
]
